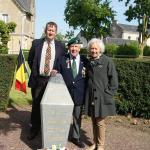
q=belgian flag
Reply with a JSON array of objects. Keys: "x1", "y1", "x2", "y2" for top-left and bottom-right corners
[{"x1": 15, "y1": 47, "x2": 27, "y2": 93}]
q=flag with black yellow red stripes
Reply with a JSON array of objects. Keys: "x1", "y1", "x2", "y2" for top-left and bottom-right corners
[{"x1": 15, "y1": 47, "x2": 27, "y2": 93}]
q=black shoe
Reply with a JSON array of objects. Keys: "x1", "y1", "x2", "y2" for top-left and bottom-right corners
[
  {"x1": 27, "y1": 130, "x2": 39, "y2": 140},
  {"x1": 71, "y1": 138, "x2": 85, "y2": 148}
]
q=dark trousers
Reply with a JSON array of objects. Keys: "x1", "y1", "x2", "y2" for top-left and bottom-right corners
[
  {"x1": 72, "y1": 105, "x2": 82, "y2": 140},
  {"x1": 30, "y1": 76, "x2": 49, "y2": 132}
]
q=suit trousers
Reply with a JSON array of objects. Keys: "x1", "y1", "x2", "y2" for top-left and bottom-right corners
[
  {"x1": 90, "y1": 106, "x2": 106, "y2": 149},
  {"x1": 72, "y1": 105, "x2": 82, "y2": 140},
  {"x1": 30, "y1": 76, "x2": 49, "y2": 132}
]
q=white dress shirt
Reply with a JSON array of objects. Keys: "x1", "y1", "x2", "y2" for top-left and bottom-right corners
[{"x1": 39, "y1": 39, "x2": 55, "y2": 76}]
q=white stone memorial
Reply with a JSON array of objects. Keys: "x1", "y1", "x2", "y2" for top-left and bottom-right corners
[{"x1": 40, "y1": 73, "x2": 74, "y2": 149}]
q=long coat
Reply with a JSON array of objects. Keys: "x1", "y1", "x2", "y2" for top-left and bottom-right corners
[
  {"x1": 28, "y1": 38, "x2": 65, "y2": 88},
  {"x1": 85, "y1": 54, "x2": 118, "y2": 118},
  {"x1": 57, "y1": 54, "x2": 88, "y2": 106}
]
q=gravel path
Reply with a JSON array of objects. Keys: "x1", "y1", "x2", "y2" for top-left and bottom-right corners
[{"x1": 0, "y1": 106, "x2": 150, "y2": 150}]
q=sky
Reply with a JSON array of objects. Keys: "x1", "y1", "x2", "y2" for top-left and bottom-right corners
[{"x1": 35, "y1": 0, "x2": 137, "y2": 38}]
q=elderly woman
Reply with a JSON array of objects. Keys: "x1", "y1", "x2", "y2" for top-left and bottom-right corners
[{"x1": 85, "y1": 38, "x2": 118, "y2": 150}]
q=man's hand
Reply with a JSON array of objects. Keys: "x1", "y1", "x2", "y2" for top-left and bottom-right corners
[{"x1": 50, "y1": 69, "x2": 58, "y2": 77}]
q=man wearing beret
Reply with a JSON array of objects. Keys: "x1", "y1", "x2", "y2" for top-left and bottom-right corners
[{"x1": 57, "y1": 37, "x2": 88, "y2": 148}]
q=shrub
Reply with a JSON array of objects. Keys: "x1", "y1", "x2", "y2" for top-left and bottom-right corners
[
  {"x1": 0, "y1": 44, "x2": 8, "y2": 54},
  {"x1": 0, "y1": 20, "x2": 17, "y2": 48},
  {"x1": 80, "y1": 48, "x2": 88, "y2": 55},
  {"x1": 105, "y1": 43, "x2": 118, "y2": 56},
  {"x1": 143, "y1": 46, "x2": 150, "y2": 56},
  {"x1": 0, "y1": 54, "x2": 17, "y2": 111},
  {"x1": 114, "y1": 59, "x2": 150, "y2": 119},
  {"x1": 116, "y1": 42, "x2": 140, "y2": 58}
]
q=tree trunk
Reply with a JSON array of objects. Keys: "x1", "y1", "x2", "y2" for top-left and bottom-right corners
[{"x1": 139, "y1": 43, "x2": 144, "y2": 58}]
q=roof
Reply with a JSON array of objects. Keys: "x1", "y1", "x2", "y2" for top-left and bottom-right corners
[
  {"x1": 104, "y1": 37, "x2": 137, "y2": 45},
  {"x1": 118, "y1": 23, "x2": 138, "y2": 33},
  {"x1": 14, "y1": 0, "x2": 32, "y2": 14}
]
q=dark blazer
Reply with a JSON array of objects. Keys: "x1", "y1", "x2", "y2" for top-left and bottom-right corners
[
  {"x1": 57, "y1": 53, "x2": 88, "y2": 106},
  {"x1": 28, "y1": 38, "x2": 65, "y2": 88},
  {"x1": 85, "y1": 54, "x2": 118, "y2": 118}
]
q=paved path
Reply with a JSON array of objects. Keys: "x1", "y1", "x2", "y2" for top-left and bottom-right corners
[{"x1": 0, "y1": 106, "x2": 150, "y2": 150}]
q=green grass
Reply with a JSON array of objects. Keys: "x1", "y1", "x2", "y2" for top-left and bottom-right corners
[
  {"x1": 9, "y1": 85, "x2": 32, "y2": 107},
  {"x1": 9, "y1": 62, "x2": 32, "y2": 107}
]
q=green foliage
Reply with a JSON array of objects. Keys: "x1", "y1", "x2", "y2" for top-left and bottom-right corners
[
  {"x1": 0, "y1": 20, "x2": 7, "y2": 33},
  {"x1": 0, "y1": 45, "x2": 8, "y2": 54},
  {"x1": 80, "y1": 48, "x2": 88, "y2": 55},
  {"x1": 65, "y1": 0, "x2": 115, "y2": 40},
  {"x1": 116, "y1": 42, "x2": 140, "y2": 58},
  {"x1": 7, "y1": 22, "x2": 16, "y2": 33},
  {"x1": 114, "y1": 59, "x2": 150, "y2": 119},
  {"x1": 0, "y1": 20, "x2": 17, "y2": 53},
  {"x1": 119, "y1": 0, "x2": 150, "y2": 56},
  {"x1": 143, "y1": 46, "x2": 150, "y2": 56},
  {"x1": 105, "y1": 43, "x2": 118, "y2": 56},
  {"x1": 0, "y1": 54, "x2": 17, "y2": 111},
  {"x1": 55, "y1": 32, "x2": 66, "y2": 41},
  {"x1": 1, "y1": 33, "x2": 10, "y2": 45},
  {"x1": 65, "y1": 30, "x2": 74, "y2": 40},
  {"x1": 22, "y1": 49, "x2": 29, "y2": 61}
]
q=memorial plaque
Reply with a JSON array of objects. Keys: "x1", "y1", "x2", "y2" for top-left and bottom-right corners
[{"x1": 40, "y1": 73, "x2": 74, "y2": 149}]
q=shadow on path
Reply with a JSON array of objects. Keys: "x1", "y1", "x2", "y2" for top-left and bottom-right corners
[{"x1": 0, "y1": 105, "x2": 42, "y2": 150}]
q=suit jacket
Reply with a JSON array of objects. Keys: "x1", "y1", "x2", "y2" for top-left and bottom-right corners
[
  {"x1": 57, "y1": 53, "x2": 88, "y2": 106},
  {"x1": 85, "y1": 54, "x2": 118, "y2": 118},
  {"x1": 28, "y1": 38, "x2": 65, "y2": 88}
]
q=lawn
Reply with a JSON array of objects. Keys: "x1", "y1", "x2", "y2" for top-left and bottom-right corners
[{"x1": 9, "y1": 62, "x2": 32, "y2": 107}]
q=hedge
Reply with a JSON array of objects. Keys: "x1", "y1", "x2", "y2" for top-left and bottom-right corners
[
  {"x1": 105, "y1": 43, "x2": 118, "y2": 56},
  {"x1": 114, "y1": 59, "x2": 150, "y2": 119},
  {"x1": 0, "y1": 54, "x2": 17, "y2": 111},
  {"x1": 116, "y1": 42, "x2": 140, "y2": 58},
  {"x1": 143, "y1": 46, "x2": 150, "y2": 56},
  {"x1": 0, "y1": 53, "x2": 149, "y2": 118}
]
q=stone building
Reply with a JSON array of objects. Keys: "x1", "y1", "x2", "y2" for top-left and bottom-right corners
[
  {"x1": 105, "y1": 21, "x2": 150, "y2": 46},
  {"x1": 77, "y1": 21, "x2": 150, "y2": 47},
  {"x1": 0, "y1": 0, "x2": 35, "y2": 54}
]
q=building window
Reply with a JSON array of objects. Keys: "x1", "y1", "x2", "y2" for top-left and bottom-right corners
[
  {"x1": 2, "y1": 14, "x2": 8, "y2": 23},
  {"x1": 128, "y1": 36, "x2": 131, "y2": 40}
]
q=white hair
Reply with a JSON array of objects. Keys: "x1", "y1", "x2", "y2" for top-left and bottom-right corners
[{"x1": 87, "y1": 38, "x2": 105, "y2": 53}]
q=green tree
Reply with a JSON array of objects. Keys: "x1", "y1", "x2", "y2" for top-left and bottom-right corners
[
  {"x1": 0, "y1": 20, "x2": 16, "y2": 54},
  {"x1": 119, "y1": 0, "x2": 150, "y2": 57},
  {"x1": 55, "y1": 32, "x2": 66, "y2": 41},
  {"x1": 64, "y1": 0, "x2": 115, "y2": 40},
  {"x1": 41, "y1": 32, "x2": 67, "y2": 41},
  {"x1": 65, "y1": 30, "x2": 74, "y2": 40}
]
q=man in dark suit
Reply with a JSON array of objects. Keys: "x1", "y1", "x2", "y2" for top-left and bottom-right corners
[
  {"x1": 27, "y1": 21, "x2": 65, "y2": 140},
  {"x1": 57, "y1": 37, "x2": 87, "y2": 148}
]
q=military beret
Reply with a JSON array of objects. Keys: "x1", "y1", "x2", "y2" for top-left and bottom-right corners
[{"x1": 67, "y1": 37, "x2": 82, "y2": 46}]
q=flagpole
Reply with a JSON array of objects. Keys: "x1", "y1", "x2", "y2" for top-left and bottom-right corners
[{"x1": 19, "y1": 41, "x2": 30, "y2": 78}]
